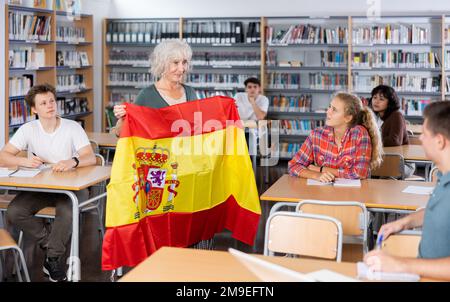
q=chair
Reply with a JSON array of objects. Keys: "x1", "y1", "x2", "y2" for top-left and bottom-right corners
[
  {"x1": 0, "y1": 228, "x2": 30, "y2": 281},
  {"x1": 295, "y1": 200, "x2": 369, "y2": 255},
  {"x1": 90, "y1": 140, "x2": 99, "y2": 154},
  {"x1": 371, "y1": 153, "x2": 405, "y2": 180},
  {"x1": 429, "y1": 166, "x2": 439, "y2": 183},
  {"x1": 382, "y1": 230, "x2": 421, "y2": 258},
  {"x1": 263, "y1": 211, "x2": 343, "y2": 262}
]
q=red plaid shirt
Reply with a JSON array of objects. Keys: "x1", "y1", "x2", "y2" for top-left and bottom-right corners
[{"x1": 288, "y1": 125, "x2": 372, "y2": 179}]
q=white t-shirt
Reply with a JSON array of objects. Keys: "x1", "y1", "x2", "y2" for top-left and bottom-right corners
[
  {"x1": 233, "y1": 93, "x2": 269, "y2": 121},
  {"x1": 9, "y1": 118, "x2": 91, "y2": 164}
]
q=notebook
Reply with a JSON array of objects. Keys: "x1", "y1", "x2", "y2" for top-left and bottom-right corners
[
  {"x1": 307, "y1": 178, "x2": 361, "y2": 187},
  {"x1": 356, "y1": 262, "x2": 420, "y2": 281},
  {"x1": 228, "y1": 248, "x2": 359, "y2": 282}
]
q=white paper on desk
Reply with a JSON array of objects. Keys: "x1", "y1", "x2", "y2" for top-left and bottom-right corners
[
  {"x1": 307, "y1": 179, "x2": 333, "y2": 186},
  {"x1": 0, "y1": 168, "x2": 16, "y2": 177},
  {"x1": 334, "y1": 178, "x2": 361, "y2": 187},
  {"x1": 356, "y1": 262, "x2": 420, "y2": 282},
  {"x1": 402, "y1": 186, "x2": 434, "y2": 195},
  {"x1": 10, "y1": 169, "x2": 42, "y2": 178},
  {"x1": 305, "y1": 269, "x2": 360, "y2": 282}
]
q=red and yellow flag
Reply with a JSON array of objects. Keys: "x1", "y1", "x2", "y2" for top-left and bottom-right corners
[{"x1": 102, "y1": 96, "x2": 261, "y2": 270}]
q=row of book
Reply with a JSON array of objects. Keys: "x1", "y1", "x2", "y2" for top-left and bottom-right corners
[
  {"x1": 9, "y1": 99, "x2": 36, "y2": 126},
  {"x1": 56, "y1": 96, "x2": 89, "y2": 116},
  {"x1": 353, "y1": 74, "x2": 441, "y2": 93},
  {"x1": 445, "y1": 51, "x2": 450, "y2": 69},
  {"x1": 265, "y1": 50, "x2": 348, "y2": 67},
  {"x1": 321, "y1": 51, "x2": 348, "y2": 67},
  {"x1": 279, "y1": 143, "x2": 301, "y2": 159},
  {"x1": 8, "y1": 12, "x2": 52, "y2": 41},
  {"x1": 352, "y1": 24, "x2": 430, "y2": 44},
  {"x1": 445, "y1": 26, "x2": 450, "y2": 44},
  {"x1": 191, "y1": 52, "x2": 261, "y2": 67},
  {"x1": 9, "y1": 74, "x2": 33, "y2": 97},
  {"x1": 352, "y1": 50, "x2": 440, "y2": 69},
  {"x1": 56, "y1": 50, "x2": 90, "y2": 67},
  {"x1": 278, "y1": 119, "x2": 325, "y2": 135},
  {"x1": 109, "y1": 92, "x2": 139, "y2": 107},
  {"x1": 9, "y1": 47, "x2": 45, "y2": 69},
  {"x1": 400, "y1": 98, "x2": 432, "y2": 116},
  {"x1": 56, "y1": 74, "x2": 86, "y2": 92},
  {"x1": 309, "y1": 73, "x2": 348, "y2": 90},
  {"x1": 266, "y1": 73, "x2": 301, "y2": 89},
  {"x1": 56, "y1": 25, "x2": 86, "y2": 43},
  {"x1": 108, "y1": 72, "x2": 155, "y2": 87},
  {"x1": 108, "y1": 50, "x2": 150, "y2": 66},
  {"x1": 187, "y1": 73, "x2": 257, "y2": 88},
  {"x1": 269, "y1": 95, "x2": 313, "y2": 112},
  {"x1": 106, "y1": 22, "x2": 180, "y2": 44},
  {"x1": 182, "y1": 21, "x2": 261, "y2": 44},
  {"x1": 265, "y1": 25, "x2": 348, "y2": 45}
]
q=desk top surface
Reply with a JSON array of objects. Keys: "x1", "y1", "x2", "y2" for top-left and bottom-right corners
[
  {"x1": 0, "y1": 166, "x2": 111, "y2": 190},
  {"x1": 87, "y1": 132, "x2": 118, "y2": 147},
  {"x1": 260, "y1": 175, "x2": 433, "y2": 210},
  {"x1": 383, "y1": 145, "x2": 428, "y2": 161}
]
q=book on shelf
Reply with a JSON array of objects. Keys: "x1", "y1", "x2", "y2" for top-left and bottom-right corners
[
  {"x1": 9, "y1": 47, "x2": 45, "y2": 69},
  {"x1": 278, "y1": 119, "x2": 325, "y2": 135},
  {"x1": 352, "y1": 50, "x2": 440, "y2": 69},
  {"x1": 279, "y1": 142, "x2": 301, "y2": 158},
  {"x1": 8, "y1": 12, "x2": 52, "y2": 41},
  {"x1": 106, "y1": 21, "x2": 179, "y2": 44},
  {"x1": 57, "y1": 50, "x2": 88, "y2": 67},
  {"x1": 9, "y1": 74, "x2": 33, "y2": 97},
  {"x1": 108, "y1": 72, "x2": 155, "y2": 87},
  {"x1": 353, "y1": 73, "x2": 440, "y2": 93},
  {"x1": 192, "y1": 51, "x2": 260, "y2": 67},
  {"x1": 56, "y1": 25, "x2": 86, "y2": 43},
  {"x1": 309, "y1": 72, "x2": 348, "y2": 90},
  {"x1": 33, "y1": 0, "x2": 46, "y2": 8},
  {"x1": 109, "y1": 92, "x2": 138, "y2": 107},
  {"x1": 187, "y1": 73, "x2": 257, "y2": 89},
  {"x1": 266, "y1": 73, "x2": 300, "y2": 89},
  {"x1": 56, "y1": 74, "x2": 86, "y2": 92},
  {"x1": 266, "y1": 24, "x2": 348, "y2": 45},
  {"x1": 400, "y1": 98, "x2": 431, "y2": 116},
  {"x1": 269, "y1": 94, "x2": 313, "y2": 112},
  {"x1": 321, "y1": 50, "x2": 348, "y2": 67},
  {"x1": 352, "y1": 24, "x2": 430, "y2": 45},
  {"x1": 108, "y1": 50, "x2": 150, "y2": 66},
  {"x1": 9, "y1": 99, "x2": 36, "y2": 126},
  {"x1": 8, "y1": 0, "x2": 23, "y2": 5},
  {"x1": 57, "y1": 96, "x2": 89, "y2": 116}
]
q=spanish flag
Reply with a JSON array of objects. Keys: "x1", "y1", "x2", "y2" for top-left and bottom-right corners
[{"x1": 102, "y1": 96, "x2": 261, "y2": 270}]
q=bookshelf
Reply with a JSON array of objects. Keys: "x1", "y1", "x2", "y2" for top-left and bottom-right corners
[
  {"x1": 4, "y1": 2, "x2": 94, "y2": 143},
  {"x1": 101, "y1": 15, "x2": 450, "y2": 158}
]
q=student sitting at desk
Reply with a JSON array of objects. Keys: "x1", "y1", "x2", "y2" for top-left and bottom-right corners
[
  {"x1": 233, "y1": 77, "x2": 269, "y2": 121},
  {"x1": 364, "y1": 101, "x2": 450, "y2": 281},
  {"x1": 0, "y1": 84, "x2": 96, "y2": 282},
  {"x1": 288, "y1": 92, "x2": 383, "y2": 182}
]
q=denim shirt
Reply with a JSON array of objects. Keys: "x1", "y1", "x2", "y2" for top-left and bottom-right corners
[{"x1": 418, "y1": 171, "x2": 450, "y2": 258}]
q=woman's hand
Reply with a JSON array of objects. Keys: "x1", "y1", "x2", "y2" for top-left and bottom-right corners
[
  {"x1": 21, "y1": 155, "x2": 44, "y2": 169},
  {"x1": 318, "y1": 171, "x2": 335, "y2": 183},
  {"x1": 52, "y1": 159, "x2": 76, "y2": 172},
  {"x1": 113, "y1": 105, "x2": 127, "y2": 120}
]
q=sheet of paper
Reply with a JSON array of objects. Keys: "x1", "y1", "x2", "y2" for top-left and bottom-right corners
[
  {"x1": 356, "y1": 262, "x2": 420, "y2": 281},
  {"x1": 306, "y1": 269, "x2": 360, "y2": 282},
  {"x1": 10, "y1": 169, "x2": 42, "y2": 178},
  {"x1": 307, "y1": 179, "x2": 332, "y2": 186},
  {"x1": 0, "y1": 168, "x2": 15, "y2": 177},
  {"x1": 334, "y1": 178, "x2": 361, "y2": 187},
  {"x1": 402, "y1": 186, "x2": 434, "y2": 195}
]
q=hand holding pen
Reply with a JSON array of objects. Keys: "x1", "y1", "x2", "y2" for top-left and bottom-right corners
[{"x1": 22, "y1": 152, "x2": 45, "y2": 169}]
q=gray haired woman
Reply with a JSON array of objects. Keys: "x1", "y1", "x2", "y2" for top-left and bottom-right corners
[
  {"x1": 112, "y1": 39, "x2": 214, "y2": 250},
  {"x1": 112, "y1": 39, "x2": 198, "y2": 135}
]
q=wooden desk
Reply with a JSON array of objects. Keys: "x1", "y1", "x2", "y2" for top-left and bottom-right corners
[
  {"x1": 260, "y1": 175, "x2": 433, "y2": 211},
  {"x1": 383, "y1": 145, "x2": 428, "y2": 162},
  {"x1": 87, "y1": 132, "x2": 118, "y2": 148},
  {"x1": 119, "y1": 247, "x2": 358, "y2": 282},
  {"x1": 0, "y1": 166, "x2": 111, "y2": 282},
  {"x1": 120, "y1": 246, "x2": 437, "y2": 282}
]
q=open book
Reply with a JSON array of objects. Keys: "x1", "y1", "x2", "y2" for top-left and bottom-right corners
[
  {"x1": 307, "y1": 178, "x2": 361, "y2": 187},
  {"x1": 0, "y1": 164, "x2": 51, "y2": 178}
]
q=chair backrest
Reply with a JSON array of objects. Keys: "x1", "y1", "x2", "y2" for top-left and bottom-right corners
[
  {"x1": 408, "y1": 135, "x2": 422, "y2": 146},
  {"x1": 429, "y1": 166, "x2": 439, "y2": 183},
  {"x1": 296, "y1": 200, "x2": 369, "y2": 254},
  {"x1": 90, "y1": 140, "x2": 99, "y2": 154},
  {"x1": 264, "y1": 211, "x2": 343, "y2": 262},
  {"x1": 382, "y1": 232, "x2": 421, "y2": 258},
  {"x1": 95, "y1": 153, "x2": 105, "y2": 166},
  {"x1": 371, "y1": 153, "x2": 405, "y2": 179}
]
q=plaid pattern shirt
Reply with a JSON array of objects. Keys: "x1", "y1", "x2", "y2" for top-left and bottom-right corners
[{"x1": 288, "y1": 125, "x2": 372, "y2": 179}]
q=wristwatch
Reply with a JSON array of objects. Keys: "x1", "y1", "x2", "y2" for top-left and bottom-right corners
[{"x1": 72, "y1": 157, "x2": 80, "y2": 168}]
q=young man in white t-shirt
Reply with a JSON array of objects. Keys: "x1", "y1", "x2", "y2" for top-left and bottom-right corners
[
  {"x1": 0, "y1": 84, "x2": 96, "y2": 282},
  {"x1": 233, "y1": 77, "x2": 269, "y2": 121}
]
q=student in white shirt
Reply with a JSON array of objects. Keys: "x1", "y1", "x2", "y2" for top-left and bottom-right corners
[
  {"x1": 233, "y1": 77, "x2": 269, "y2": 121},
  {"x1": 0, "y1": 84, "x2": 96, "y2": 282}
]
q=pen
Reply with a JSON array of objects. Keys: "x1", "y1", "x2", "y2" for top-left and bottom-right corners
[{"x1": 376, "y1": 234, "x2": 384, "y2": 250}]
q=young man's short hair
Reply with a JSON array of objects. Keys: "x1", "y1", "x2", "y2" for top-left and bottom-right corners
[
  {"x1": 423, "y1": 101, "x2": 450, "y2": 140},
  {"x1": 24, "y1": 83, "x2": 56, "y2": 108},
  {"x1": 244, "y1": 77, "x2": 261, "y2": 87}
]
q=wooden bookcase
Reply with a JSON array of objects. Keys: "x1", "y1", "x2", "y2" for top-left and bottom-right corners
[{"x1": 4, "y1": 3, "x2": 94, "y2": 143}]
